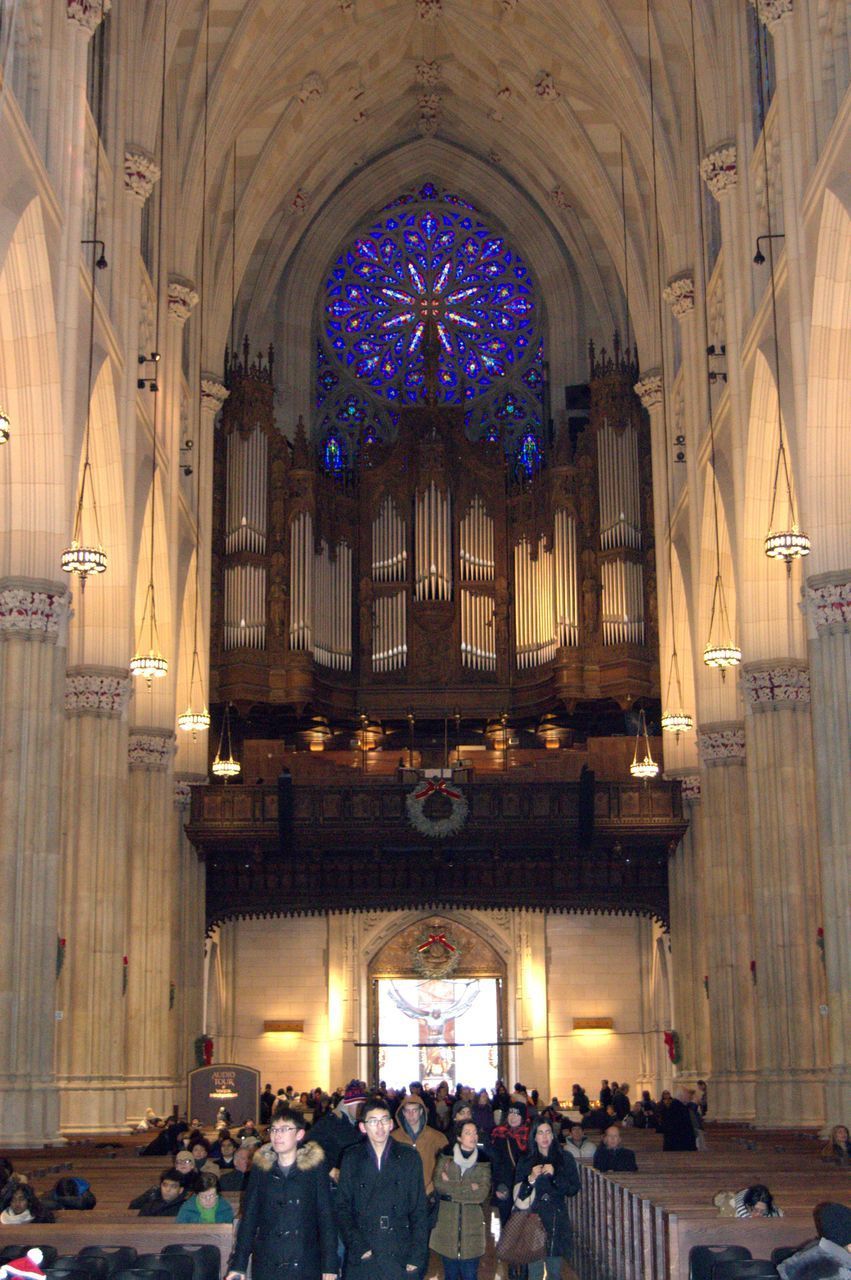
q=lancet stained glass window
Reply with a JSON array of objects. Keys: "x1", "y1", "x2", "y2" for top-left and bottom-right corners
[{"x1": 316, "y1": 187, "x2": 544, "y2": 456}]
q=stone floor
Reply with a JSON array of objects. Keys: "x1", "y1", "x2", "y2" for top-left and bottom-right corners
[{"x1": 429, "y1": 1212, "x2": 584, "y2": 1280}]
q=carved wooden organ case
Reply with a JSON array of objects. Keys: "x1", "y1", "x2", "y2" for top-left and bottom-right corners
[{"x1": 210, "y1": 338, "x2": 659, "y2": 722}]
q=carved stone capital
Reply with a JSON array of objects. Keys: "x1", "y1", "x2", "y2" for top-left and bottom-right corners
[
  {"x1": 175, "y1": 773, "x2": 207, "y2": 808},
  {"x1": 200, "y1": 377, "x2": 229, "y2": 415},
  {"x1": 701, "y1": 144, "x2": 738, "y2": 199},
  {"x1": 634, "y1": 370, "x2": 663, "y2": 409},
  {"x1": 67, "y1": 0, "x2": 111, "y2": 33},
  {"x1": 124, "y1": 149, "x2": 160, "y2": 206},
  {"x1": 167, "y1": 278, "x2": 199, "y2": 325},
  {"x1": 65, "y1": 667, "x2": 131, "y2": 717},
  {"x1": 679, "y1": 774, "x2": 702, "y2": 804},
  {"x1": 741, "y1": 660, "x2": 810, "y2": 710},
  {"x1": 750, "y1": 0, "x2": 792, "y2": 27},
  {"x1": 0, "y1": 580, "x2": 70, "y2": 641},
  {"x1": 663, "y1": 274, "x2": 695, "y2": 319},
  {"x1": 698, "y1": 722, "x2": 746, "y2": 765},
  {"x1": 805, "y1": 572, "x2": 851, "y2": 633},
  {"x1": 128, "y1": 730, "x2": 175, "y2": 771}
]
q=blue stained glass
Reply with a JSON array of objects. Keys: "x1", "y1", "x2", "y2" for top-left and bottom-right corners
[
  {"x1": 517, "y1": 430, "x2": 541, "y2": 477},
  {"x1": 323, "y1": 432, "x2": 345, "y2": 474}
]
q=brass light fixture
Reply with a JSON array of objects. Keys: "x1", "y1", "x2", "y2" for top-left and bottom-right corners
[
  {"x1": 630, "y1": 707, "x2": 659, "y2": 781},
  {"x1": 178, "y1": 0, "x2": 212, "y2": 739},
  {"x1": 62, "y1": 55, "x2": 109, "y2": 585},
  {"x1": 754, "y1": 17, "x2": 810, "y2": 572},
  {"x1": 211, "y1": 702, "x2": 241, "y2": 780}
]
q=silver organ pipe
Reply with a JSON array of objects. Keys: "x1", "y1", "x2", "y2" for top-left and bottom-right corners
[
  {"x1": 597, "y1": 419, "x2": 642, "y2": 552},
  {"x1": 415, "y1": 482, "x2": 451, "y2": 601},
  {"x1": 461, "y1": 589, "x2": 496, "y2": 671},
  {"x1": 373, "y1": 589, "x2": 406, "y2": 673},
  {"x1": 313, "y1": 540, "x2": 353, "y2": 671},
  {"x1": 225, "y1": 429, "x2": 268, "y2": 553},
  {"x1": 601, "y1": 558, "x2": 645, "y2": 645},
  {"x1": 372, "y1": 496, "x2": 407, "y2": 582},
  {"x1": 223, "y1": 563, "x2": 266, "y2": 650},
  {"x1": 553, "y1": 508, "x2": 579, "y2": 647},
  {"x1": 288, "y1": 510, "x2": 314, "y2": 653},
  {"x1": 460, "y1": 496, "x2": 495, "y2": 582},
  {"x1": 513, "y1": 536, "x2": 556, "y2": 669}
]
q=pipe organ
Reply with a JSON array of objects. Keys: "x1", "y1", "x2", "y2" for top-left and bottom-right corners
[{"x1": 211, "y1": 335, "x2": 658, "y2": 718}]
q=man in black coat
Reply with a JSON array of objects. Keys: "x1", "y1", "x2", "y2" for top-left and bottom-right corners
[
  {"x1": 310, "y1": 1079, "x2": 367, "y2": 1179},
  {"x1": 226, "y1": 1109, "x2": 338, "y2": 1280},
  {"x1": 592, "y1": 1125, "x2": 639, "y2": 1173},
  {"x1": 336, "y1": 1095, "x2": 429, "y2": 1280},
  {"x1": 658, "y1": 1091, "x2": 697, "y2": 1152}
]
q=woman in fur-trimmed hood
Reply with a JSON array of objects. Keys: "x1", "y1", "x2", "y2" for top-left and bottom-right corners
[{"x1": 226, "y1": 1109, "x2": 338, "y2": 1280}]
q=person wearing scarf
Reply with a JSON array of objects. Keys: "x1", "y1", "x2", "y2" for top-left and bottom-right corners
[
  {"x1": 490, "y1": 1100, "x2": 531, "y2": 1226},
  {"x1": 429, "y1": 1122, "x2": 492, "y2": 1280},
  {"x1": 513, "y1": 1119, "x2": 580, "y2": 1280}
]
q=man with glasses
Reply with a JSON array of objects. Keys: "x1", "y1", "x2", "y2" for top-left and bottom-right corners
[
  {"x1": 226, "y1": 1108, "x2": 337, "y2": 1280},
  {"x1": 336, "y1": 1096, "x2": 428, "y2": 1280}
]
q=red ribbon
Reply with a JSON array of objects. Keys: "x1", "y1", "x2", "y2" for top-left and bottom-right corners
[
  {"x1": 413, "y1": 778, "x2": 462, "y2": 802},
  {"x1": 417, "y1": 932, "x2": 456, "y2": 954}
]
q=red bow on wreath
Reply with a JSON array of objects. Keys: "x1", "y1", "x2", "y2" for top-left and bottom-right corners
[
  {"x1": 413, "y1": 778, "x2": 463, "y2": 802},
  {"x1": 417, "y1": 933, "x2": 456, "y2": 954}
]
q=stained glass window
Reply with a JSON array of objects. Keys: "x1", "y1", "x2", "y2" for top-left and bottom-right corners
[
  {"x1": 517, "y1": 430, "x2": 542, "y2": 478},
  {"x1": 315, "y1": 187, "x2": 544, "y2": 457},
  {"x1": 323, "y1": 431, "x2": 345, "y2": 474}
]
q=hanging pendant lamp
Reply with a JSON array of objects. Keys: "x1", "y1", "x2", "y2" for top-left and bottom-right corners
[
  {"x1": 211, "y1": 703, "x2": 241, "y2": 780},
  {"x1": 630, "y1": 708, "x2": 659, "y2": 781}
]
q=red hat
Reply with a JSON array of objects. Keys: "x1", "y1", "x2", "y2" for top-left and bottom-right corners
[
  {"x1": 342, "y1": 1080, "x2": 367, "y2": 1106},
  {"x1": 0, "y1": 1250, "x2": 45, "y2": 1280}
]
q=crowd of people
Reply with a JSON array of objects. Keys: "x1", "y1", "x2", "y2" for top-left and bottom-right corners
[{"x1": 2, "y1": 1078, "x2": 848, "y2": 1280}]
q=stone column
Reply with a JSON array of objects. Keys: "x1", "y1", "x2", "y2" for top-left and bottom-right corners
[
  {"x1": 805, "y1": 574, "x2": 851, "y2": 1129},
  {"x1": 124, "y1": 728, "x2": 178, "y2": 1120},
  {"x1": 741, "y1": 661, "x2": 828, "y2": 1125},
  {"x1": 0, "y1": 580, "x2": 69, "y2": 1145},
  {"x1": 172, "y1": 776, "x2": 207, "y2": 1086},
  {"x1": 516, "y1": 910, "x2": 549, "y2": 1099},
  {"x1": 697, "y1": 723, "x2": 758, "y2": 1120},
  {"x1": 667, "y1": 776, "x2": 711, "y2": 1085},
  {"x1": 55, "y1": 667, "x2": 132, "y2": 1132}
]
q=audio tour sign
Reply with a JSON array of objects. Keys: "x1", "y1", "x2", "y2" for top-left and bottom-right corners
[{"x1": 188, "y1": 1063, "x2": 260, "y2": 1127}]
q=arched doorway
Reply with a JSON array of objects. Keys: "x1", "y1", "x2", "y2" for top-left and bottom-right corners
[{"x1": 368, "y1": 914, "x2": 508, "y2": 1089}]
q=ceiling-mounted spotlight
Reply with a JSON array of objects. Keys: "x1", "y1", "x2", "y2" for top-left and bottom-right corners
[
  {"x1": 81, "y1": 239, "x2": 108, "y2": 270},
  {"x1": 137, "y1": 352, "x2": 161, "y2": 391}
]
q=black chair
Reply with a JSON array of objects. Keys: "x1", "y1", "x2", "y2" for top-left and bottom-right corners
[
  {"x1": 113, "y1": 1268, "x2": 171, "y2": 1280},
  {"x1": 0, "y1": 1248, "x2": 59, "y2": 1269},
  {"x1": 711, "y1": 1262, "x2": 779, "y2": 1280},
  {"x1": 140, "y1": 1255, "x2": 193, "y2": 1280},
  {"x1": 44, "y1": 1269, "x2": 91, "y2": 1280},
  {"x1": 770, "y1": 1247, "x2": 800, "y2": 1266},
  {"x1": 159, "y1": 1245, "x2": 219, "y2": 1280},
  {"x1": 690, "y1": 1246, "x2": 753, "y2": 1280},
  {"x1": 65, "y1": 1256, "x2": 109, "y2": 1280},
  {"x1": 77, "y1": 1250, "x2": 138, "y2": 1277}
]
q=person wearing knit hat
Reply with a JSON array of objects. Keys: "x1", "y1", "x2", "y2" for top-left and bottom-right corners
[
  {"x1": 490, "y1": 1100, "x2": 532, "y2": 1227},
  {"x1": 0, "y1": 1251, "x2": 45, "y2": 1280},
  {"x1": 308, "y1": 1079, "x2": 367, "y2": 1180}
]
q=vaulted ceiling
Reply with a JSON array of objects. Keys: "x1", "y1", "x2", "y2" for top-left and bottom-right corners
[{"x1": 128, "y1": 0, "x2": 733, "y2": 398}]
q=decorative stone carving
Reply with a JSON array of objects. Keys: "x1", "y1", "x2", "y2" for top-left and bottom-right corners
[
  {"x1": 417, "y1": 96, "x2": 440, "y2": 136},
  {"x1": 805, "y1": 574, "x2": 851, "y2": 632},
  {"x1": 201, "y1": 377, "x2": 229, "y2": 415},
  {"x1": 679, "y1": 775, "x2": 702, "y2": 804},
  {"x1": 0, "y1": 582, "x2": 69, "y2": 639},
  {"x1": 550, "y1": 187, "x2": 571, "y2": 210},
  {"x1": 663, "y1": 274, "x2": 695, "y2": 318},
  {"x1": 416, "y1": 60, "x2": 441, "y2": 86},
  {"x1": 416, "y1": 0, "x2": 442, "y2": 19},
  {"x1": 698, "y1": 723, "x2": 746, "y2": 765},
  {"x1": 500, "y1": 0, "x2": 519, "y2": 10},
  {"x1": 167, "y1": 278, "x2": 199, "y2": 324},
  {"x1": 67, "y1": 0, "x2": 111, "y2": 33},
  {"x1": 352, "y1": 109, "x2": 368, "y2": 125},
  {"x1": 534, "y1": 71, "x2": 559, "y2": 100},
  {"x1": 338, "y1": 0, "x2": 355, "y2": 10},
  {"x1": 701, "y1": 144, "x2": 738, "y2": 198},
  {"x1": 290, "y1": 188, "x2": 309, "y2": 215},
  {"x1": 124, "y1": 149, "x2": 160, "y2": 206},
  {"x1": 65, "y1": 669, "x2": 131, "y2": 717},
  {"x1": 298, "y1": 72, "x2": 325, "y2": 104},
  {"x1": 753, "y1": 123, "x2": 782, "y2": 213},
  {"x1": 488, "y1": 149, "x2": 503, "y2": 165},
  {"x1": 634, "y1": 371, "x2": 663, "y2": 409},
  {"x1": 742, "y1": 661, "x2": 810, "y2": 709},
  {"x1": 750, "y1": 0, "x2": 793, "y2": 27},
  {"x1": 128, "y1": 731, "x2": 175, "y2": 771},
  {"x1": 174, "y1": 779, "x2": 193, "y2": 807}
]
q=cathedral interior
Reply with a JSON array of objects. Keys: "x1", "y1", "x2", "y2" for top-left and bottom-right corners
[{"x1": 0, "y1": 0, "x2": 848, "y2": 1147}]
